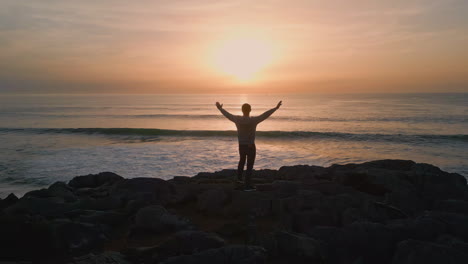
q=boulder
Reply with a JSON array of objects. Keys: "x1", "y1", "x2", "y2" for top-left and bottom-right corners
[
  {"x1": 110, "y1": 178, "x2": 175, "y2": 205},
  {"x1": 160, "y1": 245, "x2": 267, "y2": 264},
  {"x1": 134, "y1": 205, "x2": 189, "y2": 233},
  {"x1": 69, "y1": 172, "x2": 123, "y2": 189},
  {"x1": 422, "y1": 211, "x2": 468, "y2": 240},
  {"x1": 197, "y1": 188, "x2": 229, "y2": 215},
  {"x1": 392, "y1": 239, "x2": 468, "y2": 264}
]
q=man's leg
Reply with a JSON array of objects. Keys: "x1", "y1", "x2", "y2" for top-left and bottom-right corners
[
  {"x1": 238, "y1": 144, "x2": 247, "y2": 181},
  {"x1": 245, "y1": 144, "x2": 256, "y2": 188}
]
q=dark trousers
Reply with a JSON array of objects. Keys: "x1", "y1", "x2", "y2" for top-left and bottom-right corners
[{"x1": 238, "y1": 144, "x2": 256, "y2": 186}]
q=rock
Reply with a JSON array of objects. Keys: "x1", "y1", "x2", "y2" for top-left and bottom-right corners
[
  {"x1": 361, "y1": 160, "x2": 416, "y2": 171},
  {"x1": 434, "y1": 199, "x2": 468, "y2": 215},
  {"x1": 70, "y1": 251, "x2": 131, "y2": 264},
  {"x1": 4, "y1": 197, "x2": 79, "y2": 217},
  {"x1": 274, "y1": 231, "x2": 323, "y2": 260},
  {"x1": 226, "y1": 191, "x2": 272, "y2": 217},
  {"x1": 271, "y1": 180, "x2": 300, "y2": 198},
  {"x1": 151, "y1": 231, "x2": 226, "y2": 262},
  {"x1": 70, "y1": 210, "x2": 127, "y2": 227},
  {"x1": 0, "y1": 193, "x2": 18, "y2": 210},
  {"x1": 278, "y1": 165, "x2": 327, "y2": 181},
  {"x1": 386, "y1": 216, "x2": 446, "y2": 242},
  {"x1": 422, "y1": 211, "x2": 468, "y2": 240},
  {"x1": 48, "y1": 219, "x2": 107, "y2": 253},
  {"x1": 110, "y1": 178, "x2": 175, "y2": 205},
  {"x1": 197, "y1": 188, "x2": 229, "y2": 215},
  {"x1": 134, "y1": 205, "x2": 189, "y2": 233},
  {"x1": 392, "y1": 239, "x2": 468, "y2": 264},
  {"x1": 308, "y1": 221, "x2": 395, "y2": 264},
  {"x1": 69, "y1": 172, "x2": 123, "y2": 189},
  {"x1": 78, "y1": 196, "x2": 122, "y2": 211},
  {"x1": 160, "y1": 245, "x2": 267, "y2": 264}
]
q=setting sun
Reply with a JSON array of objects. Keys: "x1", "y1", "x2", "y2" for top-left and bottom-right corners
[{"x1": 211, "y1": 35, "x2": 274, "y2": 82}]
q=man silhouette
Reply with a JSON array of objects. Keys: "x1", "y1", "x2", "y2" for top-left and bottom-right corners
[{"x1": 216, "y1": 101, "x2": 282, "y2": 191}]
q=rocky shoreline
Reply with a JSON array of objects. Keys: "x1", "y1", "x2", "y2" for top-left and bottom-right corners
[{"x1": 1, "y1": 160, "x2": 468, "y2": 263}]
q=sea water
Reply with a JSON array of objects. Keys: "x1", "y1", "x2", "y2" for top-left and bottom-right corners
[{"x1": 0, "y1": 93, "x2": 467, "y2": 197}]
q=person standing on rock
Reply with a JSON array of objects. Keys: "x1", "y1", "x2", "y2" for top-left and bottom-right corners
[{"x1": 216, "y1": 101, "x2": 282, "y2": 191}]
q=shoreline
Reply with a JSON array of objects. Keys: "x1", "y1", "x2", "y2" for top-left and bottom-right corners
[{"x1": 1, "y1": 159, "x2": 468, "y2": 263}]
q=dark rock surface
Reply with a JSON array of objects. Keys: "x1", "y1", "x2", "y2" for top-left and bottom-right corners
[{"x1": 0, "y1": 159, "x2": 467, "y2": 263}]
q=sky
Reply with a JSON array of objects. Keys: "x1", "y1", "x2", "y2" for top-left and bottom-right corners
[{"x1": 0, "y1": 0, "x2": 467, "y2": 94}]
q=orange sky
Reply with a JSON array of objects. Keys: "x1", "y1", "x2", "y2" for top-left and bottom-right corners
[{"x1": 1, "y1": 0, "x2": 467, "y2": 93}]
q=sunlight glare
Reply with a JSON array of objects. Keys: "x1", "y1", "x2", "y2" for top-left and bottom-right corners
[{"x1": 211, "y1": 34, "x2": 274, "y2": 82}]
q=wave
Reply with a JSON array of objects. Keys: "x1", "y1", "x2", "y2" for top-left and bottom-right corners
[
  {"x1": 1, "y1": 112, "x2": 466, "y2": 123},
  {"x1": 1, "y1": 128, "x2": 467, "y2": 143}
]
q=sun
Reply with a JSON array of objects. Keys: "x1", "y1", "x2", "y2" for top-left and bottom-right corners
[{"x1": 211, "y1": 35, "x2": 274, "y2": 82}]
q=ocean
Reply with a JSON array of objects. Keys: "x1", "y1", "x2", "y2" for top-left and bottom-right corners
[{"x1": 0, "y1": 93, "x2": 467, "y2": 198}]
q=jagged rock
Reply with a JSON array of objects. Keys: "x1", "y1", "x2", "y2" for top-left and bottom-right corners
[
  {"x1": 69, "y1": 251, "x2": 131, "y2": 264},
  {"x1": 392, "y1": 239, "x2": 468, "y2": 264},
  {"x1": 160, "y1": 245, "x2": 267, "y2": 264},
  {"x1": 134, "y1": 205, "x2": 189, "y2": 233},
  {"x1": 197, "y1": 188, "x2": 229, "y2": 215},
  {"x1": 110, "y1": 178, "x2": 175, "y2": 205},
  {"x1": 24, "y1": 182, "x2": 77, "y2": 203},
  {"x1": 433, "y1": 199, "x2": 468, "y2": 215},
  {"x1": 69, "y1": 172, "x2": 123, "y2": 189}
]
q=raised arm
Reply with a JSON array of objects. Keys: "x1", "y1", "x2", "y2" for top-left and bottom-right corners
[
  {"x1": 254, "y1": 101, "x2": 282, "y2": 124},
  {"x1": 216, "y1": 102, "x2": 237, "y2": 122}
]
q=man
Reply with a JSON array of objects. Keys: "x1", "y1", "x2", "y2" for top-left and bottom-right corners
[{"x1": 216, "y1": 100, "x2": 282, "y2": 191}]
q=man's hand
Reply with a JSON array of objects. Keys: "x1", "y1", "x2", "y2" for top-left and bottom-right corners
[
  {"x1": 216, "y1": 102, "x2": 223, "y2": 110},
  {"x1": 276, "y1": 101, "x2": 282, "y2": 109}
]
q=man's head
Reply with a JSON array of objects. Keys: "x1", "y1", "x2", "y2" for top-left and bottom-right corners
[{"x1": 242, "y1": 103, "x2": 251, "y2": 116}]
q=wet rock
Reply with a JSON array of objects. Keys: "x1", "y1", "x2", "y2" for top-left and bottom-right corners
[
  {"x1": 160, "y1": 245, "x2": 267, "y2": 264},
  {"x1": 48, "y1": 219, "x2": 107, "y2": 253},
  {"x1": 70, "y1": 210, "x2": 127, "y2": 227},
  {"x1": 197, "y1": 188, "x2": 229, "y2": 215},
  {"x1": 134, "y1": 205, "x2": 189, "y2": 233},
  {"x1": 110, "y1": 178, "x2": 175, "y2": 205},
  {"x1": 69, "y1": 172, "x2": 123, "y2": 189},
  {"x1": 392, "y1": 239, "x2": 468, "y2": 264}
]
